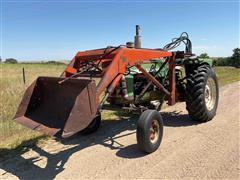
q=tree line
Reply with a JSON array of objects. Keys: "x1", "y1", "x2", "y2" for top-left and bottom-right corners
[
  {"x1": 198, "y1": 48, "x2": 240, "y2": 67},
  {"x1": 0, "y1": 58, "x2": 65, "y2": 65}
]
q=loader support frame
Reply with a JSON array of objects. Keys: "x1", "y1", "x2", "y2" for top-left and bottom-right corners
[
  {"x1": 168, "y1": 53, "x2": 176, "y2": 105},
  {"x1": 136, "y1": 64, "x2": 171, "y2": 97},
  {"x1": 63, "y1": 47, "x2": 179, "y2": 108}
]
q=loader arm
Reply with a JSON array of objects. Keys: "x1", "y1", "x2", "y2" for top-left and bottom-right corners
[{"x1": 62, "y1": 47, "x2": 173, "y2": 104}]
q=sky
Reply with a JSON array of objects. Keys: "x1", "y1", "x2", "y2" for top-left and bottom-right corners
[{"x1": 1, "y1": 0, "x2": 239, "y2": 61}]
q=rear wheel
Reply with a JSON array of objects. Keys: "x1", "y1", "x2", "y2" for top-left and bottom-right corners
[
  {"x1": 137, "y1": 110, "x2": 163, "y2": 153},
  {"x1": 186, "y1": 65, "x2": 219, "y2": 122},
  {"x1": 81, "y1": 114, "x2": 101, "y2": 135}
]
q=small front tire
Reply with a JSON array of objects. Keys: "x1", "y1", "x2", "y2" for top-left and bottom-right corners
[{"x1": 137, "y1": 110, "x2": 163, "y2": 153}]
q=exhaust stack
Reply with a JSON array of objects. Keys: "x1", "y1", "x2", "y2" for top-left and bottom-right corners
[{"x1": 134, "y1": 25, "x2": 141, "y2": 48}]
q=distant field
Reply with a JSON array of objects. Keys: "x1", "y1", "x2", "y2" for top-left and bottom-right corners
[{"x1": 0, "y1": 64, "x2": 239, "y2": 152}]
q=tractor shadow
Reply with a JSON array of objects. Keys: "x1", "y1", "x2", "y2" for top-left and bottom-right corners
[
  {"x1": 115, "y1": 110, "x2": 201, "y2": 159},
  {"x1": 161, "y1": 111, "x2": 200, "y2": 127},
  {"x1": 0, "y1": 111, "x2": 201, "y2": 179}
]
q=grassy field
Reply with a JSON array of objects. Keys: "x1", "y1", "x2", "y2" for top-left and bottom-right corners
[
  {"x1": 0, "y1": 64, "x2": 66, "y2": 150},
  {"x1": 214, "y1": 66, "x2": 240, "y2": 86},
  {"x1": 0, "y1": 64, "x2": 239, "y2": 152}
]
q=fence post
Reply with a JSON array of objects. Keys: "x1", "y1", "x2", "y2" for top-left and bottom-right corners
[{"x1": 22, "y1": 67, "x2": 26, "y2": 85}]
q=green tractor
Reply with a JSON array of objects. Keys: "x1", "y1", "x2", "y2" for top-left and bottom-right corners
[
  {"x1": 106, "y1": 56, "x2": 218, "y2": 153},
  {"x1": 15, "y1": 26, "x2": 219, "y2": 154},
  {"x1": 108, "y1": 57, "x2": 218, "y2": 119}
]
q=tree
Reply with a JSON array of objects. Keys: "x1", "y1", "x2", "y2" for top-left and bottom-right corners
[
  {"x1": 230, "y1": 48, "x2": 240, "y2": 67},
  {"x1": 5, "y1": 58, "x2": 18, "y2": 64},
  {"x1": 0, "y1": 56, "x2": 2, "y2": 63},
  {"x1": 214, "y1": 57, "x2": 231, "y2": 66},
  {"x1": 198, "y1": 53, "x2": 209, "y2": 59}
]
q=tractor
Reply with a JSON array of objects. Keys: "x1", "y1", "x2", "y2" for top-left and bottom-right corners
[{"x1": 15, "y1": 25, "x2": 219, "y2": 153}]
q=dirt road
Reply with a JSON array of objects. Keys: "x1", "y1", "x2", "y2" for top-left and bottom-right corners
[{"x1": 1, "y1": 81, "x2": 239, "y2": 179}]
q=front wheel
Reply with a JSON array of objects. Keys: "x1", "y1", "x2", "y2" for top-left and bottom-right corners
[
  {"x1": 186, "y1": 65, "x2": 219, "y2": 122},
  {"x1": 81, "y1": 114, "x2": 101, "y2": 135},
  {"x1": 137, "y1": 110, "x2": 163, "y2": 153}
]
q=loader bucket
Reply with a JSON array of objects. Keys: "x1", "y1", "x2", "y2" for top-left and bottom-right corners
[{"x1": 14, "y1": 77, "x2": 98, "y2": 138}]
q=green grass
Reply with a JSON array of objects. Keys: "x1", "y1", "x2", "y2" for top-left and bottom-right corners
[
  {"x1": 0, "y1": 63, "x2": 66, "y2": 150},
  {"x1": 0, "y1": 64, "x2": 239, "y2": 153},
  {"x1": 214, "y1": 66, "x2": 240, "y2": 86}
]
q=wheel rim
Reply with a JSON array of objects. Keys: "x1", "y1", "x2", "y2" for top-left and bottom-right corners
[
  {"x1": 205, "y1": 77, "x2": 217, "y2": 111},
  {"x1": 149, "y1": 119, "x2": 160, "y2": 144}
]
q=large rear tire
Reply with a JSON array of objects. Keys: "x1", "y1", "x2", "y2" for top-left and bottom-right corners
[
  {"x1": 186, "y1": 65, "x2": 219, "y2": 122},
  {"x1": 137, "y1": 110, "x2": 163, "y2": 153}
]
